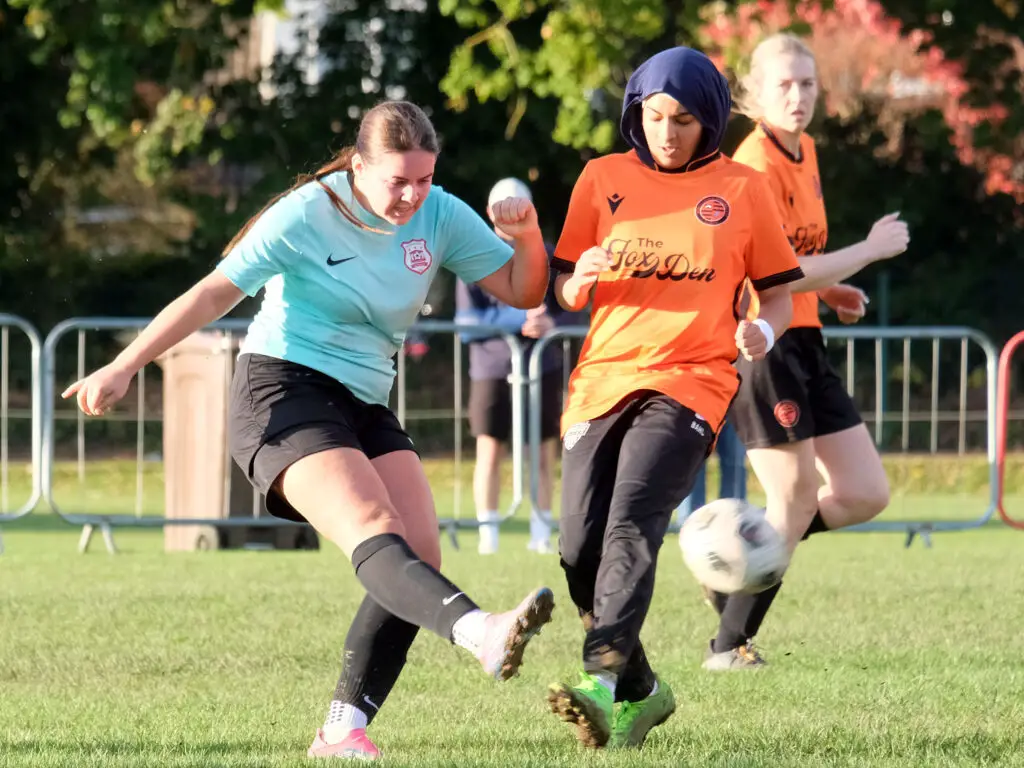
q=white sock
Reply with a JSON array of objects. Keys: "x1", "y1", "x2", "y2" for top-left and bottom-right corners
[
  {"x1": 477, "y1": 510, "x2": 499, "y2": 552},
  {"x1": 451, "y1": 609, "x2": 489, "y2": 654},
  {"x1": 323, "y1": 700, "x2": 368, "y2": 742},
  {"x1": 593, "y1": 670, "x2": 617, "y2": 697},
  {"x1": 529, "y1": 510, "x2": 552, "y2": 542}
]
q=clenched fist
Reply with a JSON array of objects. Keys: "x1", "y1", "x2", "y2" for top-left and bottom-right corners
[
  {"x1": 735, "y1": 320, "x2": 771, "y2": 362},
  {"x1": 866, "y1": 212, "x2": 910, "y2": 261},
  {"x1": 490, "y1": 197, "x2": 540, "y2": 239}
]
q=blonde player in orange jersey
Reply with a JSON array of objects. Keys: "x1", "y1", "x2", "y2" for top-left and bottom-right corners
[{"x1": 701, "y1": 34, "x2": 911, "y2": 671}]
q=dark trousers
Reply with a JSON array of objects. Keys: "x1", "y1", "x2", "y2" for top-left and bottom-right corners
[{"x1": 558, "y1": 392, "x2": 714, "y2": 701}]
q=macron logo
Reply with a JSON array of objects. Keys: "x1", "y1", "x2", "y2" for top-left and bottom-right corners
[{"x1": 607, "y1": 193, "x2": 624, "y2": 215}]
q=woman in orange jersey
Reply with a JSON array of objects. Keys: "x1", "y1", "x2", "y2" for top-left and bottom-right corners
[
  {"x1": 544, "y1": 46, "x2": 803, "y2": 749},
  {"x1": 702, "y1": 34, "x2": 910, "y2": 671}
]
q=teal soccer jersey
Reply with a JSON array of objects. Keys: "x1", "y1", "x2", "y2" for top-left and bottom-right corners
[{"x1": 218, "y1": 172, "x2": 513, "y2": 406}]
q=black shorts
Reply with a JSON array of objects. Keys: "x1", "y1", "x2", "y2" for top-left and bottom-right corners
[
  {"x1": 228, "y1": 353, "x2": 416, "y2": 522},
  {"x1": 732, "y1": 327, "x2": 863, "y2": 449},
  {"x1": 468, "y1": 371, "x2": 562, "y2": 442}
]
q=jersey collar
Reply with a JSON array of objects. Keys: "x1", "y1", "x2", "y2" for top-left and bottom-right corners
[
  {"x1": 635, "y1": 148, "x2": 723, "y2": 175},
  {"x1": 760, "y1": 122, "x2": 804, "y2": 164}
]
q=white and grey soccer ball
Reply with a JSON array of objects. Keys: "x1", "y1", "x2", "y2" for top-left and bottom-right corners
[{"x1": 679, "y1": 498, "x2": 789, "y2": 595}]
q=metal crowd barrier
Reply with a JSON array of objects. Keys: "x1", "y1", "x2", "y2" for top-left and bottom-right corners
[
  {"x1": 528, "y1": 326, "x2": 999, "y2": 548},
  {"x1": 42, "y1": 317, "x2": 291, "y2": 553},
  {"x1": 0, "y1": 314, "x2": 44, "y2": 554},
  {"x1": 28, "y1": 316, "x2": 1005, "y2": 553},
  {"x1": 41, "y1": 317, "x2": 525, "y2": 553},
  {"x1": 398, "y1": 319, "x2": 527, "y2": 548},
  {"x1": 826, "y1": 327, "x2": 998, "y2": 546}
]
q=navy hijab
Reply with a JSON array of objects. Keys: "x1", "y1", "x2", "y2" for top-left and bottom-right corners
[{"x1": 620, "y1": 47, "x2": 732, "y2": 171}]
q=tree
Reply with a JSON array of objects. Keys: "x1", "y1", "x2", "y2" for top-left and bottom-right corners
[
  {"x1": 439, "y1": 0, "x2": 748, "y2": 152},
  {"x1": 7, "y1": 0, "x2": 282, "y2": 161},
  {"x1": 0, "y1": 1, "x2": 277, "y2": 332},
  {"x1": 881, "y1": 0, "x2": 1024, "y2": 183}
]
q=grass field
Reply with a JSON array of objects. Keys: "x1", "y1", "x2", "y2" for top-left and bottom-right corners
[{"x1": 2, "y1": 459, "x2": 1024, "y2": 767}]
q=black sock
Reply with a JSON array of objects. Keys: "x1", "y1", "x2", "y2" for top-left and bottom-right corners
[
  {"x1": 351, "y1": 533, "x2": 479, "y2": 641},
  {"x1": 801, "y1": 510, "x2": 830, "y2": 540},
  {"x1": 334, "y1": 594, "x2": 419, "y2": 724},
  {"x1": 713, "y1": 581, "x2": 783, "y2": 653}
]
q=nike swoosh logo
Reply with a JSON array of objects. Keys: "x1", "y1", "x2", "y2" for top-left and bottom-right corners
[
  {"x1": 441, "y1": 592, "x2": 465, "y2": 606},
  {"x1": 363, "y1": 695, "x2": 380, "y2": 712},
  {"x1": 326, "y1": 253, "x2": 356, "y2": 266}
]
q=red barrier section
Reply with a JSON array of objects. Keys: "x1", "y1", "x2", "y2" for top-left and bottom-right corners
[{"x1": 996, "y1": 331, "x2": 1024, "y2": 529}]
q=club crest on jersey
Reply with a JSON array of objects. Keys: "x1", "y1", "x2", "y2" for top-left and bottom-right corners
[
  {"x1": 401, "y1": 239, "x2": 433, "y2": 275},
  {"x1": 563, "y1": 422, "x2": 590, "y2": 451},
  {"x1": 694, "y1": 195, "x2": 730, "y2": 226}
]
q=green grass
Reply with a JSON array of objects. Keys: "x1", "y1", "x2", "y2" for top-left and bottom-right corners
[{"x1": 2, "y1": 461, "x2": 1024, "y2": 766}]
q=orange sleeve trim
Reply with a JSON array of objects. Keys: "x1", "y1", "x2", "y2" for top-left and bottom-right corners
[{"x1": 751, "y1": 266, "x2": 804, "y2": 292}]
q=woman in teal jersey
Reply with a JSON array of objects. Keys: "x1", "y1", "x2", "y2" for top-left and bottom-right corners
[{"x1": 63, "y1": 101, "x2": 555, "y2": 761}]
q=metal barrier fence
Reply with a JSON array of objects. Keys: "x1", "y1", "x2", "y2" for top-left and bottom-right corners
[
  {"x1": 996, "y1": 330, "x2": 1024, "y2": 530},
  {"x1": 0, "y1": 314, "x2": 43, "y2": 555},
  {"x1": 398, "y1": 320, "x2": 528, "y2": 544},
  {"x1": 528, "y1": 326, "x2": 1000, "y2": 548},
  {"x1": 39, "y1": 317, "x2": 526, "y2": 552},
  {"x1": 0, "y1": 316, "x2": 1005, "y2": 552},
  {"x1": 42, "y1": 317, "x2": 286, "y2": 553}
]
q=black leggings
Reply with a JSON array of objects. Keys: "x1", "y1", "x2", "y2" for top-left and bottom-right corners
[{"x1": 558, "y1": 392, "x2": 714, "y2": 700}]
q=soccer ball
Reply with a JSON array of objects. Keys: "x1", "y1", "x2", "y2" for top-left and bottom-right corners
[{"x1": 678, "y1": 498, "x2": 789, "y2": 595}]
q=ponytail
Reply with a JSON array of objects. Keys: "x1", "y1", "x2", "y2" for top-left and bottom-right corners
[{"x1": 221, "y1": 147, "x2": 386, "y2": 257}]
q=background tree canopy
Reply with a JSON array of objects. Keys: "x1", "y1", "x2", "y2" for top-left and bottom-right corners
[{"x1": 0, "y1": 0, "x2": 1020, "y2": 345}]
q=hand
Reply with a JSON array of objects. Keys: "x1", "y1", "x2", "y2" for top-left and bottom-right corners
[
  {"x1": 521, "y1": 308, "x2": 554, "y2": 339},
  {"x1": 61, "y1": 362, "x2": 134, "y2": 416},
  {"x1": 735, "y1": 320, "x2": 770, "y2": 362},
  {"x1": 490, "y1": 197, "x2": 539, "y2": 240},
  {"x1": 569, "y1": 246, "x2": 613, "y2": 293},
  {"x1": 820, "y1": 284, "x2": 868, "y2": 325},
  {"x1": 866, "y1": 212, "x2": 910, "y2": 261}
]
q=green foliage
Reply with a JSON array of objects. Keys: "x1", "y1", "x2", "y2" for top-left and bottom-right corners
[
  {"x1": 439, "y1": 0, "x2": 664, "y2": 150},
  {"x1": 134, "y1": 91, "x2": 216, "y2": 185},
  {"x1": 7, "y1": 0, "x2": 282, "y2": 148}
]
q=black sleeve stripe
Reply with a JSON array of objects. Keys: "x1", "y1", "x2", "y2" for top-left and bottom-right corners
[
  {"x1": 551, "y1": 256, "x2": 576, "y2": 274},
  {"x1": 752, "y1": 266, "x2": 804, "y2": 292}
]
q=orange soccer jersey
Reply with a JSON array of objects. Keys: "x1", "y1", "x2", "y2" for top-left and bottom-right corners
[
  {"x1": 553, "y1": 150, "x2": 803, "y2": 436},
  {"x1": 732, "y1": 123, "x2": 828, "y2": 328}
]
